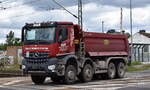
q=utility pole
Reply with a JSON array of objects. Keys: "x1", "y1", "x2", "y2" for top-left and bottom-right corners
[
  {"x1": 78, "y1": 0, "x2": 83, "y2": 30},
  {"x1": 102, "y1": 21, "x2": 104, "y2": 33},
  {"x1": 78, "y1": 0, "x2": 84, "y2": 58},
  {"x1": 120, "y1": 8, "x2": 124, "y2": 33},
  {"x1": 130, "y1": 0, "x2": 133, "y2": 64}
]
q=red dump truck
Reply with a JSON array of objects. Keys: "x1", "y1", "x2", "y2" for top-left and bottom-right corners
[{"x1": 21, "y1": 21, "x2": 129, "y2": 84}]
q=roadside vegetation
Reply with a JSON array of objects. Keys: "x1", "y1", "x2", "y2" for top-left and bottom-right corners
[
  {"x1": 130, "y1": 61, "x2": 141, "y2": 65},
  {"x1": 126, "y1": 61, "x2": 150, "y2": 72},
  {"x1": 0, "y1": 57, "x2": 21, "y2": 71},
  {"x1": 0, "y1": 64, "x2": 20, "y2": 71}
]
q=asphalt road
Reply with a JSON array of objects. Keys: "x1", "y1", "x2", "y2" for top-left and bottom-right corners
[{"x1": 1, "y1": 69, "x2": 150, "y2": 90}]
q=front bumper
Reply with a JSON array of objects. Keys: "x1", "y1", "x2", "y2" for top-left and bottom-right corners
[{"x1": 22, "y1": 57, "x2": 65, "y2": 76}]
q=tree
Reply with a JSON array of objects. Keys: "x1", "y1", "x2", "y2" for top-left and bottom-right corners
[
  {"x1": 6, "y1": 31, "x2": 14, "y2": 46},
  {"x1": 14, "y1": 38, "x2": 22, "y2": 46},
  {"x1": 0, "y1": 44, "x2": 7, "y2": 50},
  {"x1": 5, "y1": 31, "x2": 21, "y2": 46},
  {"x1": 125, "y1": 32, "x2": 131, "y2": 38}
]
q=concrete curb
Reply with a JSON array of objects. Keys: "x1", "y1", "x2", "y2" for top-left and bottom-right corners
[{"x1": 0, "y1": 71, "x2": 26, "y2": 77}]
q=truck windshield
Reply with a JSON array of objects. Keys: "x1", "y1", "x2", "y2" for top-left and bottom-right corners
[{"x1": 24, "y1": 27, "x2": 55, "y2": 44}]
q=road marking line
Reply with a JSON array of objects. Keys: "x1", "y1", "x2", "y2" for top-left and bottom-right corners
[
  {"x1": 0, "y1": 85, "x2": 4, "y2": 88},
  {"x1": 65, "y1": 83, "x2": 125, "y2": 89},
  {"x1": 3, "y1": 80, "x2": 23, "y2": 85}
]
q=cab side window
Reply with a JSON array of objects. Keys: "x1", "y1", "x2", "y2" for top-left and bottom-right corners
[{"x1": 58, "y1": 27, "x2": 68, "y2": 41}]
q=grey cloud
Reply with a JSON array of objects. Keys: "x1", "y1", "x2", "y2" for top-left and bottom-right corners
[
  {"x1": 22, "y1": 0, "x2": 150, "y2": 11},
  {"x1": 0, "y1": 0, "x2": 150, "y2": 43}
]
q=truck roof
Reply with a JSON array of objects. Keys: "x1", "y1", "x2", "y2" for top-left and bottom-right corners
[
  {"x1": 25, "y1": 21, "x2": 73, "y2": 28},
  {"x1": 84, "y1": 32, "x2": 128, "y2": 39}
]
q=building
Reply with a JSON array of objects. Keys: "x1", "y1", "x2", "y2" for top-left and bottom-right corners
[
  {"x1": 6, "y1": 46, "x2": 22, "y2": 64},
  {"x1": 128, "y1": 30, "x2": 150, "y2": 62},
  {"x1": 0, "y1": 50, "x2": 6, "y2": 55}
]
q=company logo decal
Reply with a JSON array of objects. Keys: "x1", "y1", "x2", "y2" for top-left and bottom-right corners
[{"x1": 104, "y1": 40, "x2": 110, "y2": 45}]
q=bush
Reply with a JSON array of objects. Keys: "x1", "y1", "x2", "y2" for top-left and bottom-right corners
[{"x1": 0, "y1": 58, "x2": 9, "y2": 68}]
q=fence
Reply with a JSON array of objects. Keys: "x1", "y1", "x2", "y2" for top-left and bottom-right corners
[
  {"x1": 130, "y1": 43, "x2": 150, "y2": 62},
  {"x1": 0, "y1": 56, "x2": 21, "y2": 71}
]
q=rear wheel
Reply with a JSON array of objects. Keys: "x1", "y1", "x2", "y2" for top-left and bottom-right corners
[
  {"x1": 79, "y1": 64, "x2": 93, "y2": 82},
  {"x1": 116, "y1": 62, "x2": 126, "y2": 78},
  {"x1": 63, "y1": 65, "x2": 77, "y2": 84},
  {"x1": 31, "y1": 75, "x2": 46, "y2": 85},
  {"x1": 107, "y1": 62, "x2": 116, "y2": 79}
]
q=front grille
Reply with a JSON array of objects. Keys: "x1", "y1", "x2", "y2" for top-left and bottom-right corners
[
  {"x1": 27, "y1": 51, "x2": 49, "y2": 59},
  {"x1": 26, "y1": 59, "x2": 48, "y2": 64}
]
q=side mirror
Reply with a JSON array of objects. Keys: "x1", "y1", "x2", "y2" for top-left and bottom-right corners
[{"x1": 58, "y1": 35, "x2": 63, "y2": 42}]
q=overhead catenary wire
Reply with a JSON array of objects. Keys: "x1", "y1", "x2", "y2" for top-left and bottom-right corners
[
  {"x1": 0, "y1": 0, "x2": 19, "y2": 4},
  {"x1": 0, "y1": 0, "x2": 81, "y2": 24},
  {"x1": 0, "y1": 0, "x2": 43, "y2": 10},
  {"x1": 0, "y1": 0, "x2": 10, "y2": 3},
  {"x1": 0, "y1": 7, "x2": 63, "y2": 21},
  {"x1": 52, "y1": 0, "x2": 78, "y2": 18}
]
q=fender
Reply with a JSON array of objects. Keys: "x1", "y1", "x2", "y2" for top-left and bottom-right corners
[
  {"x1": 58, "y1": 54, "x2": 81, "y2": 74},
  {"x1": 80, "y1": 58, "x2": 94, "y2": 68},
  {"x1": 58, "y1": 54, "x2": 78, "y2": 64}
]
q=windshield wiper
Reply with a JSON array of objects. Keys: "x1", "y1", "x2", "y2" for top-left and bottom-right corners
[
  {"x1": 25, "y1": 40, "x2": 39, "y2": 44},
  {"x1": 36, "y1": 40, "x2": 50, "y2": 44}
]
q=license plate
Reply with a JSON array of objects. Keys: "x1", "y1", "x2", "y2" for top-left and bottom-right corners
[{"x1": 32, "y1": 65, "x2": 38, "y2": 69}]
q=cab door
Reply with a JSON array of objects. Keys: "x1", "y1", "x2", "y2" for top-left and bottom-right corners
[{"x1": 57, "y1": 26, "x2": 70, "y2": 56}]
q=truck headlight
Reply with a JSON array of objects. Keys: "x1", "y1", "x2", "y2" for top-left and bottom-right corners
[
  {"x1": 26, "y1": 52, "x2": 29, "y2": 57},
  {"x1": 22, "y1": 65, "x2": 26, "y2": 69},
  {"x1": 48, "y1": 65, "x2": 56, "y2": 70}
]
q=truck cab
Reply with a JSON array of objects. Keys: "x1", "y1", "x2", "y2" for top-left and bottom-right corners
[{"x1": 22, "y1": 21, "x2": 82, "y2": 84}]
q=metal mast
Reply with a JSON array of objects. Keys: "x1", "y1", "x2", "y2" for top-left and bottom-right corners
[
  {"x1": 102, "y1": 21, "x2": 104, "y2": 33},
  {"x1": 78, "y1": 0, "x2": 85, "y2": 58},
  {"x1": 120, "y1": 8, "x2": 123, "y2": 32},
  {"x1": 78, "y1": 0, "x2": 83, "y2": 30},
  {"x1": 130, "y1": 0, "x2": 133, "y2": 64}
]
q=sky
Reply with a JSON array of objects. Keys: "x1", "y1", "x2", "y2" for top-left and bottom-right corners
[{"x1": 0, "y1": 0, "x2": 150, "y2": 43}]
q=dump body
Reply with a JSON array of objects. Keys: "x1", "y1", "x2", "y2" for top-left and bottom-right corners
[{"x1": 84, "y1": 32, "x2": 129, "y2": 57}]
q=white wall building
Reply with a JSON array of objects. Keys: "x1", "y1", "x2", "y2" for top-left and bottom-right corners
[{"x1": 128, "y1": 31, "x2": 150, "y2": 62}]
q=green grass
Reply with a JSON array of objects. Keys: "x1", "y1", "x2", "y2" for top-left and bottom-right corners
[
  {"x1": 130, "y1": 61, "x2": 141, "y2": 65},
  {"x1": 0, "y1": 64, "x2": 21, "y2": 71},
  {"x1": 126, "y1": 64, "x2": 150, "y2": 72}
]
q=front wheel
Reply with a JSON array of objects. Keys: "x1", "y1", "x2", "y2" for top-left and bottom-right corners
[
  {"x1": 79, "y1": 64, "x2": 93, "y2": 82},
  {"x1": 64, "y1": 65, "x2": 77, "y2": 84},
  {"x1": 31, "y1": 75, "x2": 46, "y2": 85},
  {"x1": 116, "y1": 62, "x2": 126, "y2": 78}
]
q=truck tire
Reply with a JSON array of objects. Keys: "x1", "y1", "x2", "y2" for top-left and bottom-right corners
[
  {"x1": 116, "y1": 62, "x2": 126, "y2": 78},
  {"x1": 31, "y1": 75, "x2": 46, "y2": 85},
  {"x1": 79, "y1": 64, "x2": 93, "y2": 82},
  {"x1": 107, "y1": 62, "x2": 116, "y2": 79},
  {"x1": 64, "y1": 65, "x2": 77, "y2": 84}
]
